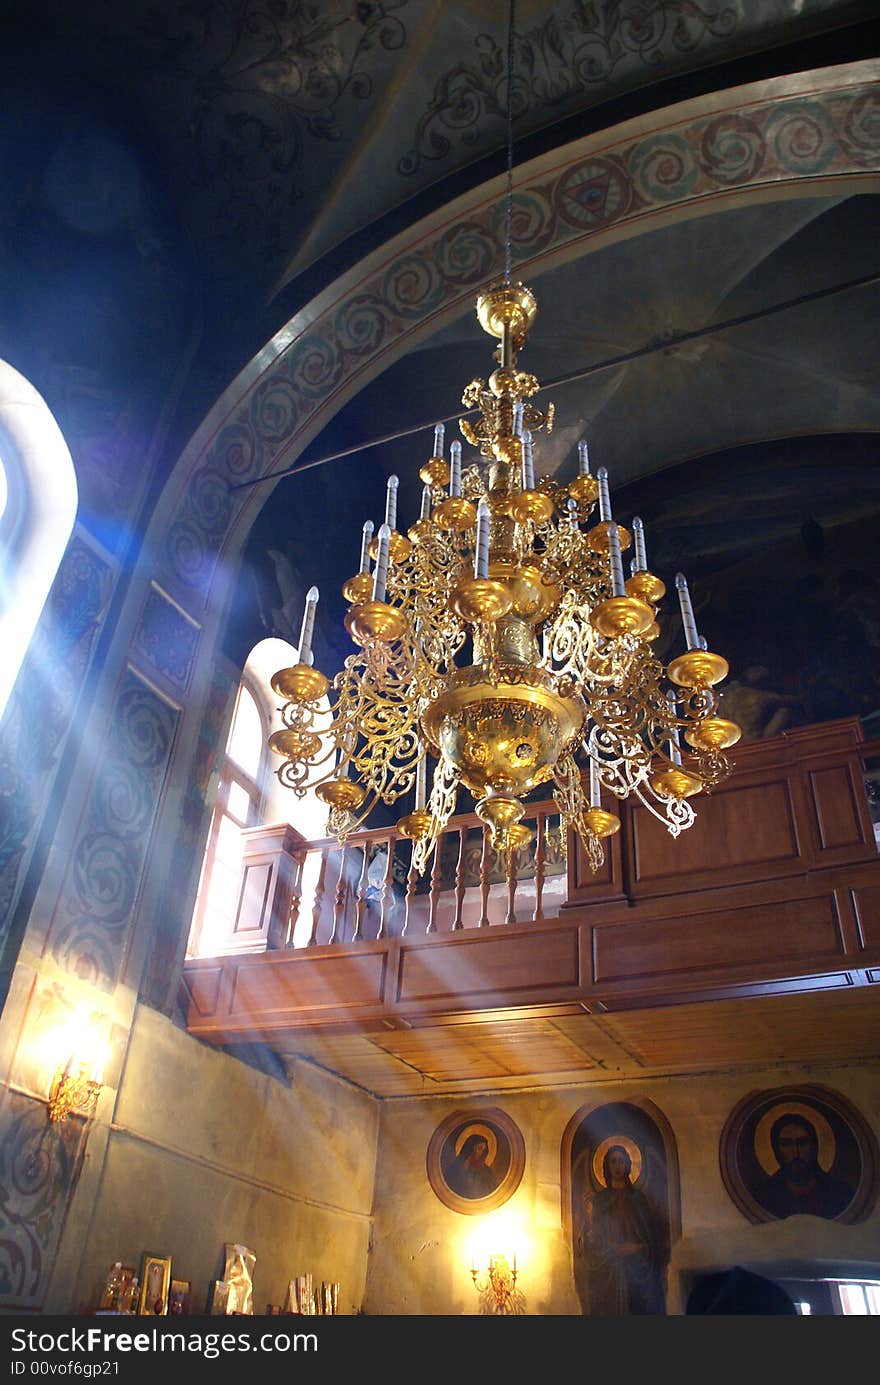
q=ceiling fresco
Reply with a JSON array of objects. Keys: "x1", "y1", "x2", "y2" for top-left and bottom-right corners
[
  {"x1": 0, "y1": 3, "x2": 877, "y2": 737},
  {"x1": 4, "y1": 4, "x2": 877, "y2": 407},
  {"x1": 233, "y1": 186, "x2": 880, "y2": 750}
]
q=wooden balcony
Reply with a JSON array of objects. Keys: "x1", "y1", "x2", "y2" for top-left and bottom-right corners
[{"x1": 182, "y1": 718, "x2": 880, "y2": 1048}]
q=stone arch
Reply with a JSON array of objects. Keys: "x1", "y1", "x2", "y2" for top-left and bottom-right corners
[{"x1": 154, "y1": 60, "x2": 880, "y2": 616}]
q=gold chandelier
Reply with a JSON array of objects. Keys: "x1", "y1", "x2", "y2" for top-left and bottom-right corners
[{"x1": 268, "y1": 279, "x2": 741, "y2": 875}]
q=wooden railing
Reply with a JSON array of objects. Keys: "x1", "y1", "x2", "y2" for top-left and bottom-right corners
[
  {"x1": 231, "y1": 800, "x2": 569, "y2": 954},
  {"x1": 182, "y1": 720, "x2": 880, "y2": 1042}
]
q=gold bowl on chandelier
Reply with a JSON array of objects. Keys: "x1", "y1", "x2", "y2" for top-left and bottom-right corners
[{"x1": 269, "y1": 280, "x2": 741, "y2": 874}]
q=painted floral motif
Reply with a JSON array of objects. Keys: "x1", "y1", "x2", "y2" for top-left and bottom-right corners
[
  {"x1": 399, "y1": 1, "x2": 738, "y2": 176},
  {"x1": 133, "y1": 588, "x2": 200, "y2": 693},
  {"x1": 0, "y1": 1094, "x2": 86, "y2": 1310},
  {"x1": 48, "y1": 673, "x2": 179, "y2": 989},
  {"x1": 163, "y1": 79, "x2": 880, "y2": 604}
]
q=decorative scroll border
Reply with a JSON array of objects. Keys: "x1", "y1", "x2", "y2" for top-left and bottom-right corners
[{"x1": 159, "y1": 64, "x2": 879, "y2": 608}]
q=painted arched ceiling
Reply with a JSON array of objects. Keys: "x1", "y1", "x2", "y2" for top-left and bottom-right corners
[
  {"x1": 4, "y1": 2, "x2": 877, "y2": 380},
  {"x1": 1, "y1": 2, "x2": 878, "y2": 727}
]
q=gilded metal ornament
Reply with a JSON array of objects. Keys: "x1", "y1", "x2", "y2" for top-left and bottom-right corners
[{"x1": 268, "y1": 282, "x2": 738, "y2": 875}]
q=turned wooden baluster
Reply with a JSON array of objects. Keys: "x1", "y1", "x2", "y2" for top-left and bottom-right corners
[
  {"x1": 352, "y1": 844, "x2": 371, "y2": 941},
  {"x1": 533, "y1": 812, "x2": 545, "y2": 923},
  {"x1": 479, "y1": 825, "x2": 491, "y2": 928},
  {"x1": 452, "y1": 826, "x2": 467, "y2": 930},
  {"x1": 403, "y1": 841, "x2": 418, "y2": 937},
  {"x1": 330, "y1": 845, "x2": 348, "y2": 944},
  {"x1": 377, "y1": 835, "x2": 395, "y2": 939},
  {"x1": 427, "y1": 830, "x2": 443, "y2": 933},
  {"x1": 286, "y1": 852, "x2": 304, "y2": 947},
  {"x1": 308, "y1": 848, "x2": 328, "y2": 947},
  {"x1": 506, "y1": 835, "x2": 518, "y2": 925}
]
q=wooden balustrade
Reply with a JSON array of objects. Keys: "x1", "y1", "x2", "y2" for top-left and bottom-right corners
[
  {"x1": 247, "y1": 801, "x2": 566, "y2": 949},
  {"x1": 219, "y1": 726, "x2": 880, "y2": 958},
  {"x1": 183, "y1": 720, "x2": 880, "y2": 1045}
]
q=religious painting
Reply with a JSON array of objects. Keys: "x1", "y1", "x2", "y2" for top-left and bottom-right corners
[
  {"x1": 720, "y1": 1084, "x2": 878, "y2": 1225},
  {"x1": 137, "y1": 1253, "x2": 171, "y2": 1315},
  {"x1": 168, "y1": 1279, "x2": 191, "y2": 1315},
  {"x1": 427, "y1": 1108, "x2": 525, "y2": 1215},
  {"x1": 563, "y1": 1099, "x2": 680, "y2": 1316}
]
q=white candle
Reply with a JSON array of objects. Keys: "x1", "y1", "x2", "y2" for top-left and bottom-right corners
[
  {"x1": 385, "y1": 474, "x2": 399, "y2": 531},
  {"x1": 373, "y1": 524, "x2": 391, "y2": 602},
  {"x1": 675, "y1": 573, "x2": 701, "y2": 650},
  {"x1": 420, "y1": 484, "x2": 431, "y2": 520},
  {"x1": 415, "y1": 753, "x2": 427, "y2": 811},
  {"x1": 632, "y1": 516, "x2": 647, "y2": 572},
  {"x1": 597, "y1": 466, "x2": 612, "y2": 524},
  {"x1": 433, "y1": 422, "x2": 445, "y2": 458},
  {"x1": 512, "y1": 401, "x2": 524, "y2": 437},
  {"x1": 577, "y1": 440, "x2": 590, "y2": 475},
  {"x1": 589, "y1": 754, "x2": 601, "y2": 808},
  {"x1": 666, "y1": 688, "x2": 682, "y2": 765},
  {"x1": 475, "y1": 499, "x2": 491, "y2": 579},
  {"x1": 449, "y1": 439, "x2": 462, "y2": 498},
  {"x1": 359, "y1": 520, "x2": 374, "y2": 574},
  {"x1": 607, "y1": 517, "x2": 625, "y2": 598},
  {"x1": 521, "y1": 430, "x2": 534, "y2": 491},
  {"x1": 298, "y1": 585, "x2": 319, "y2": 666}
]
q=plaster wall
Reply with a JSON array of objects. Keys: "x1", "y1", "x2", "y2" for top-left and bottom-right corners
[
  {"x1": 45, "y1": 1006, "x2": 379, "y2": 1315},
  {"x1": 365, "y1": 1060, "x2": 880, "y2": 1315}
]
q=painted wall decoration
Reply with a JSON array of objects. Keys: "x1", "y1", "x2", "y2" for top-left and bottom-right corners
[
  {"x1": 140, "y1": 659, "x2": 237, "y2": 1013},
  {"x1": 400, "y1": 0, "x2": 741, "y2": 177},
  {"x1": 720, "y1": 1083, "x2": 879, "y2": 1225},
  {"x1": 163, "y1": 71, "x2": 880, "y2": 606},
  {"x1": 0, "y1": 1094, "x2": 88, "y2": 1311},
  {"x1": 0, "y1": 533, "x2": 116, "y2": 960},
  {"x1": 47, "y1": 669, "x2": 180, "y2": 990},
  {"x1": 563, "y1": 1099, "x2": 679, "y2": 1316},
  {"x1": 427, "y1": 1108, "x2": 525, "y2": 1215},
  {"x1": 132, "y1": 585, "x2": 201, "y2": 695}
]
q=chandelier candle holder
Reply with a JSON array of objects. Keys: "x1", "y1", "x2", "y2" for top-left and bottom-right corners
[{"x1": 269, "y1": 280, "x2": 741, "y2": 874}]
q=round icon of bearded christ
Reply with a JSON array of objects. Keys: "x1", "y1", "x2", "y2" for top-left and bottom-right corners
[{"x1": 720, "y1": 1085, "x2": 877, "y2": 1225}]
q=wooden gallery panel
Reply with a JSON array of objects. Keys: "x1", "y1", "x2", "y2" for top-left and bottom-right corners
[
  {"x1": 808, "y1": 763, "x2": 874, "y2": 857},
  {"x1": 592, "y1": 894, "x2": 844, "y2": 987},
  {"x1": 629, "y1": 775, "x2": 800, "y2": 893}
]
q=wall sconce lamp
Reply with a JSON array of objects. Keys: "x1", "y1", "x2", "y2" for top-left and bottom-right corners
[
  {"x1": 470, "y1": 1251, "x2": 519, "y2": 1315},
  {"x1": 45, "y1": 1012, "x2": 108, "y2": 1124},
  {"x1": 48, "y1": 1057, "x2": 103, "y2": 1123}
]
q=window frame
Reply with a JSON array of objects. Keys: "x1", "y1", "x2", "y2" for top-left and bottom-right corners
[
  {"x1": 187, "y1": 676, "x2": 269, "y2": 958},
  {"x1": 0, "y1": 360, "x2": 77, "y2": 722}
]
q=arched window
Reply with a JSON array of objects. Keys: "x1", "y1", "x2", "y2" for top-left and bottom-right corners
[
  {"x1": 187, "y1": 637, "x2": 333, "y2": 958},
  {"x1": 0, "y1": 360, "x2": 77, "y2": 721},
  {"x1": 187, "y1": 679, "x2": 267, "y2": 958}
]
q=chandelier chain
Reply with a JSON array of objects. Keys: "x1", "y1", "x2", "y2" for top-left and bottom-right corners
[{"x1": 504, "y1": 0, "x2": 517, "y2": 286}]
